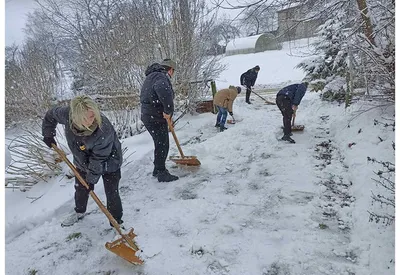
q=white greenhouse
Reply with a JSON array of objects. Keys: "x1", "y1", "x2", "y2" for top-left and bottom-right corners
[{"x1": 225, "y1": 34, "x2": 281, "y2": 56}]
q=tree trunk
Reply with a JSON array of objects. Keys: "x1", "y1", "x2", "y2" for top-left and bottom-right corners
[{"x1": 355, "y1": 0, "x2": 376, "y2": 46}]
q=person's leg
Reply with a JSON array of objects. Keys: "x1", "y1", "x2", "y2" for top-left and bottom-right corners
[
  {"x1": 276, "y1": 95, "x2": 287, "y2": 133},
  {"x1": 74, "y1": 169, "x2": 93, "y2": 214},
  {"x1": 102, "y1": 169, "x2": 123, "y2": 225},
  {"x1": 144, "y1": 120, "x2": 178, "y2": 182},
  {"x1": 143, "y1": 121, "x2": 169, "y2": 175},
  {"x1": 245, "y1": 86, "x2": 252, "y2": 103},
  {"x1": 219, "y1": 107, "x2": 228, "y2": 131},
  {"x1": 282, "y1": 98, "x2": 293, "y2": 136},
  {"x1": 216, "y1": 106, "x2": 222, "y2": 127},
  {"x1": 61, "y1": 169, "x2": 92, "y2": 226},
  {"x1": 276, "y1": 96, "x2": 285, "y2": 116}
]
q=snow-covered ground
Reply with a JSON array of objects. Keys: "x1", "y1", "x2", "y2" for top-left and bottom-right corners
[
  {"x1": 5, "y1": 41, "x2": 394, "y2": 275},
  {"x1": 216, "y1": 38, "x2": 317, "y2": 89}
]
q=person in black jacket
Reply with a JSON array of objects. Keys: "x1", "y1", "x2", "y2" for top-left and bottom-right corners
[
  {"x1": 140, "y1": 58, "x2": 179, "y2": 182},
  {"x1": 42, "y1": 95, "x2": 124, "y2": 227},
  {"x1": 240, "y1": 65, "x2": 260, "y2": 104},
  {"x1": 276, "y1": 82, "x2": 308, "y2": 143}
]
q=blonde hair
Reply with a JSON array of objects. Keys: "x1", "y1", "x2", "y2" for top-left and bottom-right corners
[{"x1": 70, "y1": 95, "x2": 102, "y2": 130}]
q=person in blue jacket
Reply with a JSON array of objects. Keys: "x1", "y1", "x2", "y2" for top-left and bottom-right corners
[{"x1": 276, "y1": 82, "x2": 308, "y2": 143}]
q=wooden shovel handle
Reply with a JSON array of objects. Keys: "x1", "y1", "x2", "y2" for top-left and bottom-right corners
[
  {"x1": 51, "y1": 144, "x2": 132, "y2": 246},
  {"x1": 166, "y1": 118, "x2": 185, "y2": 158}
]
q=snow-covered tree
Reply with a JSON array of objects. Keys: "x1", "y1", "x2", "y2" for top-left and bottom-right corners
[{"x1": 296, "y1": 12, "x2": 349, "y2": 99}]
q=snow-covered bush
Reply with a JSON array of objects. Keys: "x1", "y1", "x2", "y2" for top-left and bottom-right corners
[
  {"x1": 6, "y1": 131, "x2": 64, "y2": 191},
  {"x1": 367, "y1": 156, "x2": 395, "y2": 225}
]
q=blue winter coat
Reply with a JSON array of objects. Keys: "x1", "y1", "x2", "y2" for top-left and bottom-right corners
[{"x1": 276, "y1": 83, "x2": 307, "y2": 106}]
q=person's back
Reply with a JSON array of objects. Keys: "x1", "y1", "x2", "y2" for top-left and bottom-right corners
[
  {"x1": 140, "y1": 63, "x2": 174, "y2": 123},
  {"x1": 277, "y1": 83, "x2": 307, "y2": 105},
  {"x1": 240, "y1": 69, "x2": 258, "y2": 87},
  {"x1": 213, "y1": 87, "x2": 239, "y2": 108}
]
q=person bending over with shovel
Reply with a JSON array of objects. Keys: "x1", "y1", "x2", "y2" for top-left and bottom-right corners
[
  {"x1": 276, "y1": 82, "x2": 308, "y2": 144},
  {"x1": 213, "y1": 85, "x2": 241, "y2": 132},
  {"x1": 240, "y1": 65, "x2": 260, "y2": 104},
  {"x1": 140, "y1": 58, "x2": 179, "y2": 182},
  {"x1": 42, "y1": 95, "x2": 124, "y2": 227}
]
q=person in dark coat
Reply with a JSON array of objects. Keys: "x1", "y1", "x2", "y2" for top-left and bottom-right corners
[
  {"x1": 140, "y1": 58, "x2": 179, "y2": 182},
  {"x1": 276, "y1": 82, "x2": 308, "y2": 143},
  {"x1": 42, "y1": 95, "x2": 124, "y2": 227},
  {"x1": 240, "y1": 65, "x2": 260, "y2": 104}
]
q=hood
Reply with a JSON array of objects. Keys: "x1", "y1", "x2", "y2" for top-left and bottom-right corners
[{"x1": 145, "y1": 63, "x2": 166, "y2": 76}]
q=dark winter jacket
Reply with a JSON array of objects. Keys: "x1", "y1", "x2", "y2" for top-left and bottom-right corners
[
  {"x1": 240, "y1": 68, "x2": 259, "y2": 87},
  {"x1": 276, "y1": 83, "x2": 307, "y2": 106},
  {"x1": 140, "y1": 63, "x2": 175, "y2": 123},
  {"x1": 42, "y1": 106, "x2": 122, "y2": 185}
]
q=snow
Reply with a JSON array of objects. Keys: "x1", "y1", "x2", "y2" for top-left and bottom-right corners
[
  {"x1": 5, "y1": 39, "x2": 395, "y2": 275},
  {"x1": 278, "y1": 2, "x2": 303, "y2": 12},
  {"x1": 5, "y1": 146, "x2": 11, "y2": 169},
  {"x1": 225, "y1": 34, "x2": 264, "y2": 52},
  {"x1": 217, "y1": 38, "x2": 314, "y2": 89}
]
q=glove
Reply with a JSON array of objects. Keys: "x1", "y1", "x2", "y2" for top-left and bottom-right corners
[
  {"x1": 229, "y1": 112, "x2": 233, "y2": 116},
  {"x1": 43, "y1": 136, "x2": 57, "y2": 148}
]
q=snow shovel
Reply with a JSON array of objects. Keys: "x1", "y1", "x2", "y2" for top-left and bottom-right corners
[
  {"x1": 227, "y1": 114, "x2": 242, "y2": 124},
  {"x1": 52, "y1": 144, "x2": 144, "y2": 265},
  {"x1": 251, "y1": 90, "x2": 276, "y2": 105},
  {"x1": 227, "y1": 114, "x2": 236, "y2": 124},
  {"x1": 291, "y1": 111, "x2": 305, "y2": 131},
  {"x1": 166, "y1": 118, "x2": 201, "y2": 166}
]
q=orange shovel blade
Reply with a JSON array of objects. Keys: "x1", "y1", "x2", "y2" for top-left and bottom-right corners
[
  {"x1": 169, "y1": 156, "x2": 201, "y2": 166},
  {"x1": 105, "y1": 228, "x2": 144, "y2": 265},
  {"x1": 281, "y1": 125, "x2": 305, "y2": 131},
  {"x1": 292, "y1": 125, "x2": 305, "y2": 131}
]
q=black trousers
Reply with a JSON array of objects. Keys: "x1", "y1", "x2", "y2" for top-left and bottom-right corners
[
  {"x1": 74, "y1": 169, "x2": 123, "y2": 223},
  {"x1": 276, "y1": 95, "x2": 293, "y2": 135},
  {"x1": 245, "y1": 86, "x2": 252, "y2": 102},
  {"x1": 143, "y1": 120, "x2": 169, "y2": 172}
]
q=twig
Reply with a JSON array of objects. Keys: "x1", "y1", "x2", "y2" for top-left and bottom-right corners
[{"x1": 26, "y1": 194, "x2": 44, "y2": 203}]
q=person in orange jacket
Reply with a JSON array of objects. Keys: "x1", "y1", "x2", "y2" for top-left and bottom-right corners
[{"x1": 213, "y1": 86, "x2": 241, "y2": 132}]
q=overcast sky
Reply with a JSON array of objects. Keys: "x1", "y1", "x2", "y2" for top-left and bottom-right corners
[
  {"x1": 5, "y1": 0, "x2": 244, "y2": 46},
  {"x1": 5, "y1": 0, "x2": 38, "y2": 46}
]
